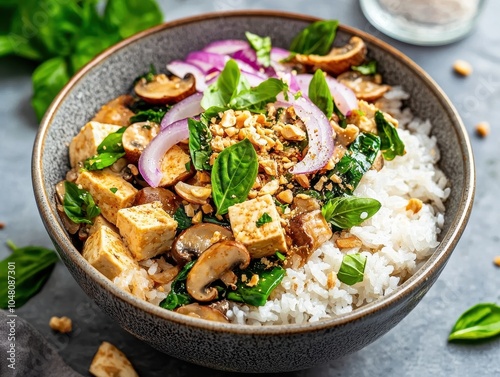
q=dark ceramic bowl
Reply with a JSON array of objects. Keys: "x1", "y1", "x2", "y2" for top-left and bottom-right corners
[{"x1": 32, "y1": 11, "x2": 475, "y2": 373}]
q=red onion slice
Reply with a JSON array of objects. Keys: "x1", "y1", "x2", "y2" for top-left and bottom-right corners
[
  {"x1": 202, "y1": 40, "x2": 249, "y2": 55},
  {"x1": 295, "y1": 74, "x2": 358, "y2": 115},
  {"x1": 270, "y1": 47, "x2": 292, "y2": 73},
  {"x1": 160, "y1": 92, "x2": 203, "y2": 130},
  {"x1": 138, "y1": 119, "x2": 189, "y2": 187},
  {"x1": 275, "y1": 95, "x2": 334, "y2": 174},
  {"x1": 166, "y1": 60, "x2": 207, "y2": 92}
]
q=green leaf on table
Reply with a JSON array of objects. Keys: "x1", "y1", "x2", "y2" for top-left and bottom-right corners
[
  {"x1": 160, "y1": 260, "x2": 196, "y2": 310},
  {"x1": 448, "y1": 303, "x2": 500, "y2": 341},
  {"x1": 289, "y1": 19, "x2": 339, "y2": 56},
  {"x1": 337, "y1": 254, "x2": 367, "y2": 286},
  {"x1": 322, "y1": 196, "x2": 381, "y2": 230},
  {"x1": 308, "y1": 69, "x2": 333, "y2": 118},
  {"x1": 63, "y1": 181, "x2": 101, "y2": 224},
  {"x1": 103, "y1": 0, "x2": 163, "y2": 39},
  {"x1": 375, "y1": 111, "x2": 405, "y2": 161},
  {"x1": 0, "y1": 241, "x2": 59, "y2": 309},
  {"x1": 245, "y1": 31, "x2": 271, "y2": 67},
  {"x1": 351, "y1": 60, "x2": 378, "y2": 75},
  {"x1": 31, "y1": 57, "x2": 70, "y2": 121},
  {"x1": 188, "y1": 118, "x2": 212, "y2": 171},
  {"x1": 211, "y1": 139, "x2": 258, "y2": 215}
]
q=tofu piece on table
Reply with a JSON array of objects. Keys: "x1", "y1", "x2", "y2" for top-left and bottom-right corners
[
  {"x1": 69, "y1": 121, "x2": 121, "y2": 168},
  {"x1": 76, "y1": 168, "x2": 137, "y2": 224},
  {"x1": 82, "y1": 224, "x2": 138, "y2": 280},
  {"x1": 89, "y1": 341, "x2": 139, "y2": 377},
  {"x1": 116, "y1": 201, "x2": 178, "y2": 261},
  {"x1": 228, "y1": 194, "x2": 287, "y2": 258}
]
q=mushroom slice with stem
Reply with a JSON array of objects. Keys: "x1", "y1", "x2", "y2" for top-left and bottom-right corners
[
  {"x1": 122, "y1": 122, "x2": 159, "y2": 163},
  {"x1": 175, "y1": 303, "x2": 229, "y2": 323},
  {"x1": 337, "y1": 71, "x2": 391, "y2": 102},
  {"x1": 133, "y1": 187, "x2": 181, "y2": 216},
  {"x1": 134, "y1": 74, "x2": 196, "y2": 105},
  {"x1": 186, "y1": 240, "x2": 250, "y2": 302},
  {"x1": 293, "y1": 36, "x2": 367, "y2": 76},
  {"x1": 171, "y1": 223, "x2": 234, "y2": 266}
]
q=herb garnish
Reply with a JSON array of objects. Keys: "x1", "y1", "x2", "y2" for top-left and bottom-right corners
[
  {"x1": 256, "y1": 213, "x2": 273, "y2": 228},
  {"x1": 308, "y1": 69, "x2": 333, "y2": 118},
  {"x1": 173, "y1": 207, "x2": 192, "y2": 231},
  {"x1": 63, "y1": 181, "x2": 101, "y2": 224},
  {"x1": 351, "y1": 61, "x2": 378, "y2": 75},
  {"x1": 109, "y1": 187, "x2": 118, "y2": 194},
  {"x1": 188, "y1": 118, "x2": 212, "y2": 171},
  {"x1": 129, "y1": 106, "x2": 170, "y2": 124},
  {"x1": 375, "y1": 111, "x2": 405, "y2": 161},
  {"x1": 159, "y1": 260, "x2": 196, "y2": 310},
  {"x1": 289, "y1": 20, "x2": 339, "y2": 56},
  {"x1": 245, "y1": 31, "x2": 271, "y2": 67},
  {"x1": 337, "y1": 254, "x2": 367, "y2": 286},
  {"x1": 322, "y1": 196, "x2": 381, "y2": 230},
  {"x1": 448, "y1": 303, "x2": 500, "y2": 341},
  {"x1": 84, "y1": 127, "x2": 126, "y2": 170},
  {"x1": 0, "y1": 241, "x2": 59, "y2": 309}
]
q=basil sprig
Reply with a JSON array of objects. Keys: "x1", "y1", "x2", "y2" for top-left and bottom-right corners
[
  {"x1": 188, "y1": 118, "x2": 212, "y2": 171},
  {"x1": 449, "y1": 303, "x2": 500, "y2": 341},
  {"x1": 289, "y1": 20, "x2": 339, "y2": 56},
  {"x1": 322, "y1": 196, "x2": 381, "y2": 230},
  {"x1": 337, "y1": 254, "x2": 367, "y2": 286},
  {"x1": 245, "y1": 31, "x2": 271, "y2": 67},
  {"x1": 211, "y1": 139, "x2": 258, "y2": 215},
  {"x1": 308, "y1": 69, "x2": 333, "y2": 118},
  {"x1": 84, "y1": 127, "x2": 126, "y2": 170},
  {"x1": 160, "y1": 260, "x2": 196, "y2": 311},
  {"x1": 256, "y1": 213, "x2": 273, "y2": 228},
  {"x1": 63, "y1": 181, "x2": 101, "y2": 224},
  {"x1": 0, "y1": 241, "x2": 59, "y2": 309},
  {"x1": 375, "y1": 111, "x2": 405, "y2": 161},
  {"x1": 351, "y1": 61, "x2": 378, "y2": 75}
]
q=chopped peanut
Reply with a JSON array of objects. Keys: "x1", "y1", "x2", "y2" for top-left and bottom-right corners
[
  {"x1": 277, "y1": 189, "x2": 294, "y2": 204},
  {"x1": 335, "y1": 236, "x2": 362, "y2": 249},
  {"x1": 247, "y1": 274, "x2": 260, "y2": 287},
  {"x1": 295, "y1": 174, "x2": 310, "y2": 189},
  {"x1": 280, "y1": 124, "x2": 307, "y2": 141},
  {"x1": 327, "y1": 271, "x2": 336, "y2": 289},
  {"x1": 453, "y1": 59, "x2": 473, "y2": 76},
  {"x1": 49, "y1": 316, "x2": 72, "y2": 333},
  {"x1": 192, "y1": 211, "x2": 203, "y2": 224},
  {"x1": 475, "y1": 122, "x2": 490, "y2": 138},
  {"x1": 406, "y1": 198, "x2": 423, "y2": 214}
]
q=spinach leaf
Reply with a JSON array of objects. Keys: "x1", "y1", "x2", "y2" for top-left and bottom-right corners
[
  {"x1": 63, "y1": 181, "x2": 101, "y2": 224},
  {"x1": 188, "y1": 118, "x2": 212, "y2": 171},
  {"x1": 308, "y1": 69, "x2": 333, "y2": 118},
  {"x1": 245, "y1": 31, "x2": 271, "y2": 67},
  {"x1": 202, "y1": 215, "x2": 231, "y2": 227},
  {"x1": 328, "y1": 133, "x2": 381, "y2": 196},
  {"x1": 0, "y1": 241, "x2": 59, "y2": 309},
  {"x1": 160, "y1": 260, "x2": 196, "y2": 310},
  {"x1": 227, "y1": 260, "x2": 285, "y2": 307},
  {"x1": 449, "y1": 303, "x2": 500, "y2": 341},
  {"x1": 375, "y1": 111, "x2": 405, "y2": 161},
  {"x1": 84, "y1": 127, "x2": 126, "y2": 170},
  {"x1": 129, "y1": 106, "x2": 169, "y2": 124},
  {"x1": 351, "y1": 61, "x2": 378, "y2": 75},
  {"x1": 173, "y1": 207, "x2": 192, "y2": 231},
  {"x1": 211, "y1": 139, "x2": 259, "y2": 215},
  {"x1": 289, "y1": 20, "x2": 339, "y2": 56},
  {"x1": 322, "y1": 196, "x2": 381, "y2": 229},
  {"x1": 256, "y1": 213, "x2": 273, "y2": 228},
  {"x1": 229, "y1": 78, "x2": 288, "y2": 113},
  {"x1": 337, "y1": 254, "x2": 366, "y2": 286}
]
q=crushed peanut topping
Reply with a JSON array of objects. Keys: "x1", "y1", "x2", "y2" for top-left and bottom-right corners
[{"x1": 49, "y1": 316, "x2": 72, "y2": 333}]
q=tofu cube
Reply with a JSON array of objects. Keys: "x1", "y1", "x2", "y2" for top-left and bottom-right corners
[
  {"x1": 82, "y1": 224, "x2": 138, "y2": 280},
  {"x1": 116, "y1": 202, "x2": 178, "y2": 261},
  {"x1": 69, "y1": 121, "x2": 121, "y2": 168},
  {"x1": 228, "y1": 194, "x2": 287, "y2": 258},
  {"x1": 76, "y1": 169, "x2": 137, "y2": 224},
  {"x1": 159, "y1": 145, "x2": 192, "y2": 187}
]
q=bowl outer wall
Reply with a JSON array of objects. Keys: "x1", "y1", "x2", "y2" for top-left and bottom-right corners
[{"x1": 32, "y1": 11, "x2": 475, "y2": 373}]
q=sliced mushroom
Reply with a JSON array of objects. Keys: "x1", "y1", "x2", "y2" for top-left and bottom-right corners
[
  {"x1": 288, "y1": 210, "x2": 333, "y2": 262},
  {"x1": 294, "y1": 36, "x2": 367, "y2": 76},
  {"x1": 91, "y1": 94, "x2": 135, "y2": 126},
  {"x1": 186, "y1": 240, "x2": 250, "y2": 302},
  {"x1": 174, "y1": 181, "x2": 212, "y2": 205},
  {"x1": 171, "y1": 223, "x2": 234, "y2": 265},
  {"x1": 122, "y1": 122, "x2": 159, "y2": 163},
  {"x1": 133, "y1": 187, "x2": 181, "y2": 216},
  {"x1": 134, "y1": 74, "x2": 196, "y2": 105},
  {"x1": 337, "y1": 71, "x2": 391, "y2": 102},
  {"x1": 175, "y1": 303, "x2": 229, "y2": 323}
]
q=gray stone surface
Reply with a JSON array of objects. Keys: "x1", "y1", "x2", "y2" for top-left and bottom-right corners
[{"x1": 1, "y1": 0, "x2": 499, "y2": 376}]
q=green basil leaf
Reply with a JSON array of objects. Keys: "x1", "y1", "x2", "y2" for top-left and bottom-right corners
[
  {"x1": 256, "y1": 212, "x2": 273, "y2": 228},
  {"x1": 245, "y1": 31, "x2": 271, "y2": 67},
  {"x1": 63, "y1": 181, "x2": 101, "y2": 224},
  {"x1": 351, "y1": 61, "x2": 378, "y2": 75},
  {"x1": 31, "y1": 57, "x2": 71, "y2": 122},
  {"x1": 375, "y1": 111, "x2": 405, "y2": 161},
  {"x1": 97, "y1": 127, "x2": 126, "y2": 154},
  {"x1": 173, "y1": 207, "x2": 192, "y2": 231},
  {"x1": 211, "y1": 139, "x2": 258, "y2": 215},
  {"x1": 337, "y1": 254, "x2": 366, "y2": 286},
  {"x1": 308, "y1": 69, "x2": 333, "y2": 118},
  {"x1": 449, "y1": 303, "x2": 500, "y2": 341},
  {"x1": 0, "y1": 242, "x2": 59, "y2": 309},
  {"x1": 229, "y1": 78, "x2": 288, "y2": 113},
  {"x1": 129, "y1": 105, "x2": 169, "y2": 124},
  {"x1": 103, "y1": 0, "x2": 163, "y2": 39},
  {"x1": 83, "y1": 152, "x2": 126, "y2": 171},
  {"x1": 322, "y1": 196, "x2": 381, "y2": 229},
  {"x1": 160, "y1": 260, "x2": 196, "y2": 310},
  {"x1": 188, "y1": 118, "x2": 212, "y2": 171},
  {"x1": 289, "y1": 20, "x2": 339, "y2": 55}
]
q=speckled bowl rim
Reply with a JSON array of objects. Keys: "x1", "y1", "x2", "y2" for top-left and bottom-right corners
[{"x1": 33, "y1": 10, "x2": 475, "y2": 336}]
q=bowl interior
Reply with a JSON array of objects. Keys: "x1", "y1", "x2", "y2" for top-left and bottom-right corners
[{"x1": 34, "y1": 11, "x2": 474, "y2": 333}]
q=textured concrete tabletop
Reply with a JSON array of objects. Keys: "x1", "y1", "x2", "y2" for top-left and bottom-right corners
[{"x1": 1, "y1": 0, "x2": 499, "y2": 376}]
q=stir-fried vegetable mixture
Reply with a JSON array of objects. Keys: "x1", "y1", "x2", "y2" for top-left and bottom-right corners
[{"x1": 56, "y1": 20, "x2": 406, "y2": 322}]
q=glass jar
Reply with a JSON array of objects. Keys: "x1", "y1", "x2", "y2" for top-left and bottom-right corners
[{"x1": 359, "y1": 0, "x2": 486, "y2": 45}]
